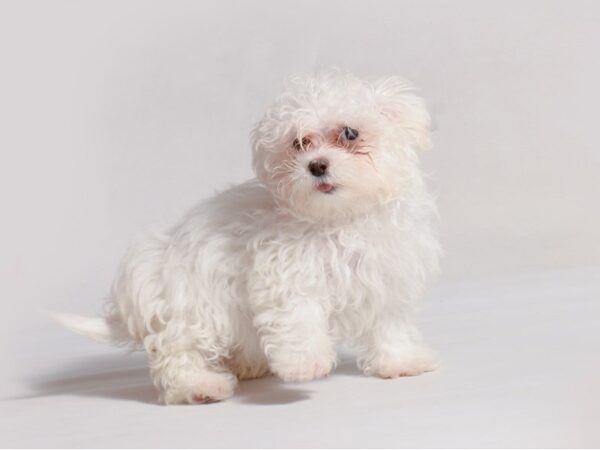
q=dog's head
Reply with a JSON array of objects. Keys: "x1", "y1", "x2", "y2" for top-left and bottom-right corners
[{"x1": 251, "y1": 70, "x2": 431, "y2": 221}]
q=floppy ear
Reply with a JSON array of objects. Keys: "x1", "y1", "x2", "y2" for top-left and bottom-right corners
[{"x1": 373, "y1": 77, "x2": 432, "y2": 151}]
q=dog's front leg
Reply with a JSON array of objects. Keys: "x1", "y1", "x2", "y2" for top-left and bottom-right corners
[
  {"x1": 357, "y1": 311, "x2": 438, "y2": 378},
  {"x1": 249, "y1": 290, "x2": 336, "y2": 382}
]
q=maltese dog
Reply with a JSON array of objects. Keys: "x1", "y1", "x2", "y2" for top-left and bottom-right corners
[{"x1": 57, "y1": 70, "x2": 441, "y2": 404}]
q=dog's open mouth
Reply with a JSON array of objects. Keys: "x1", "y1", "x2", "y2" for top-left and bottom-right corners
[{"x1": 316, "y1": 183, "x2": 335, "y2": 194}]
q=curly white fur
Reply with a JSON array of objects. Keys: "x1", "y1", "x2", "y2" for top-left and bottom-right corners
[{"x1": 57, "y1": 70, "x2": 441, "y2": 404}]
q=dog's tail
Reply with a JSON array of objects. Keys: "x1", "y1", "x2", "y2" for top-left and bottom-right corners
[{"x1": 51, "y1": 312, "x2": 129, "y2": 346}]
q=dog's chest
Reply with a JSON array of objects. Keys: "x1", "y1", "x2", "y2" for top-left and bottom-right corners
[{"x1": 272, "y1": 225, "x2": 394, "y2": 302}]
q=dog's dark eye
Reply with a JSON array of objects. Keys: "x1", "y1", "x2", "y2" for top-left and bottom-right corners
[
  {"x1": 292, "y1": 137, "x2": 311, "y2": 151},
  {"x1": 342, "y1": 126, "x2": 359, "y2": 141}
]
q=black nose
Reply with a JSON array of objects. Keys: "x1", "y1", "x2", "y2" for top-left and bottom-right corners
[{"x1": 308, "y1": 158, "x2": 329, "y2": 177}]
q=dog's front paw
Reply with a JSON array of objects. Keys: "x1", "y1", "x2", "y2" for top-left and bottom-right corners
[
  {"x1": 365, "y1": 347, "x2": 438, "y2": 378},
  {"x1": 270, "y1": 353, "x2": 335, "y2": 383}
]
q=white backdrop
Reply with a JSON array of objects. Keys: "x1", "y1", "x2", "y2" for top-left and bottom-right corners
[{"x1": 1, "y1": 1, "x2": 599, "y2": 447}]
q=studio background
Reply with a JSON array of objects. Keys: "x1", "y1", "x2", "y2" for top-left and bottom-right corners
[{"x1": 1, "y1": 0, "x2": 599, "y2": 447}]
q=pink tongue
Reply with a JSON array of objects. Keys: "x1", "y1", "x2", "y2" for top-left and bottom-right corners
[{"x1": 317, "y1": 183, "x2": 334, "y2": 193}]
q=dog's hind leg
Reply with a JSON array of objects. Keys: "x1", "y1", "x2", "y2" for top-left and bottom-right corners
[
  {"x1": 148, "y1": 345, "x2": 237, "y2": 404},
  {"x1": 226, "y1": 312, "x2": 270, "y2": 380},
  {"x1": 144, "y1": 326, "x2": 237, "y2": 405}
]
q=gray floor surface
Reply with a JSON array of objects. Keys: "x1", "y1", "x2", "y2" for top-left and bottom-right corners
[{"x1": 1, "y1": 267, "x2": 599, "y2": 448}]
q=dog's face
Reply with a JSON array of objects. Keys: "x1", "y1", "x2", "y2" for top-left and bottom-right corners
[{"x1": 252, "y1": 72, "x2": 431, "y2": 221}]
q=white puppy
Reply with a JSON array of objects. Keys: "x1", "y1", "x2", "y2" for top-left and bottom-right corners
[{"x1": 58, "y1": 70, "x2": 441, "y2": 404}]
